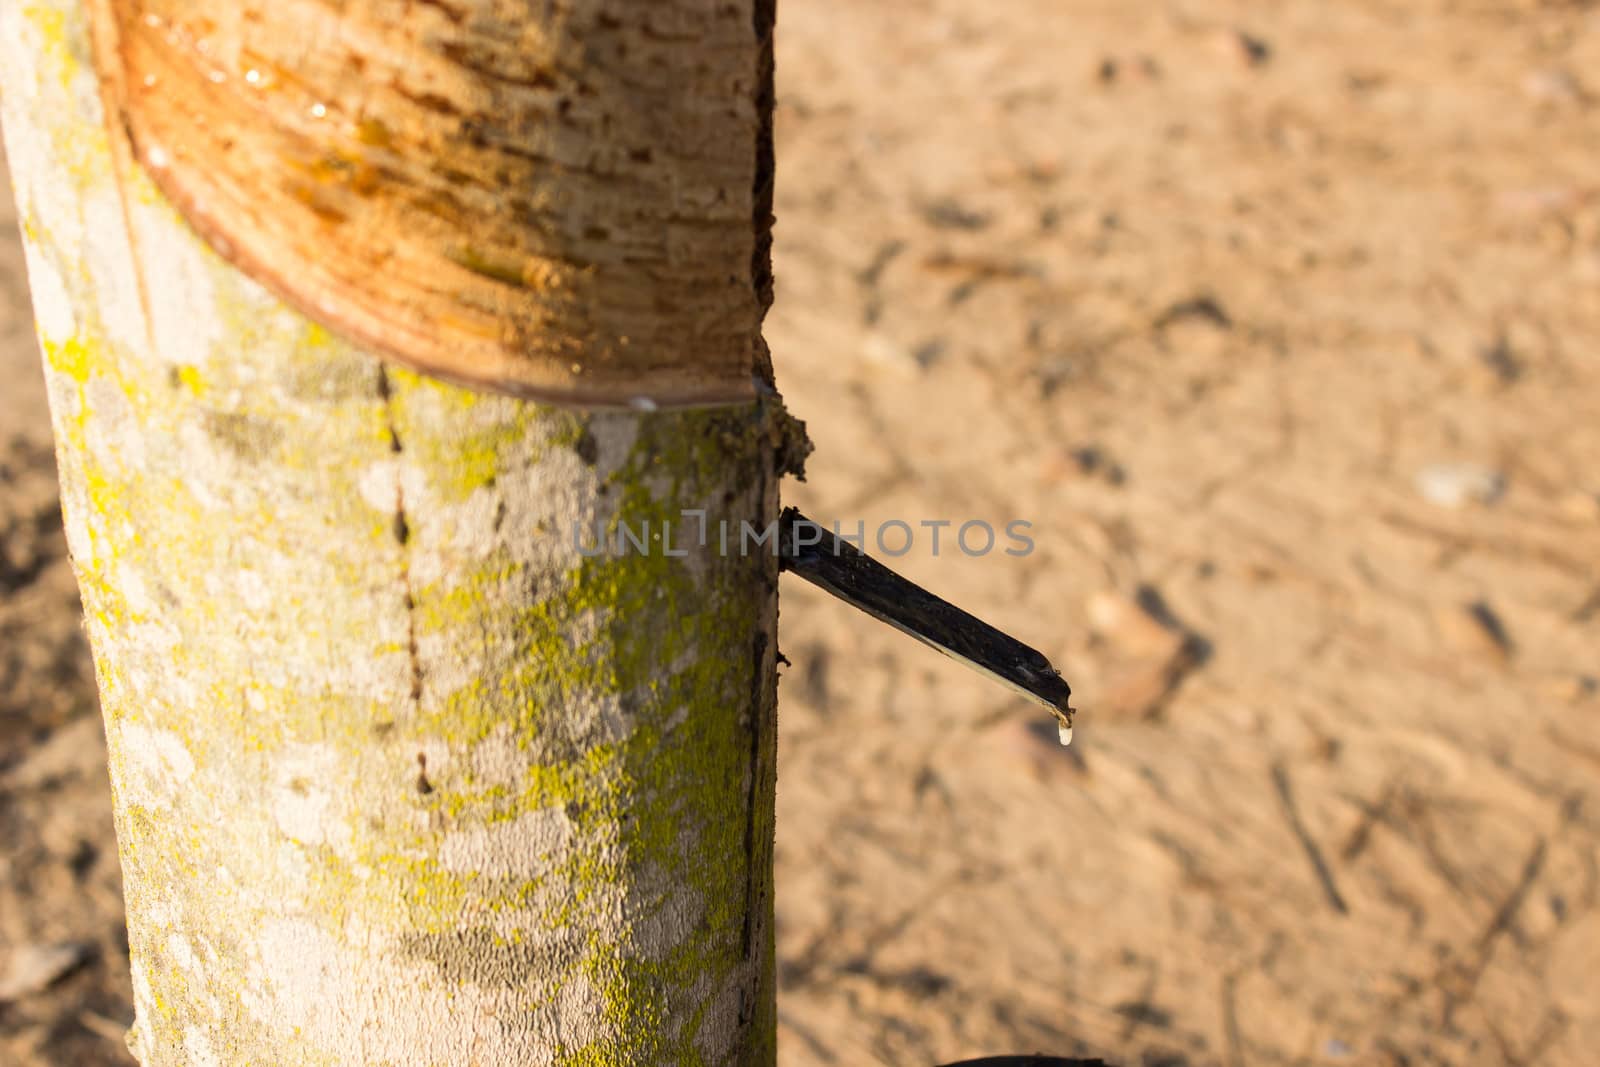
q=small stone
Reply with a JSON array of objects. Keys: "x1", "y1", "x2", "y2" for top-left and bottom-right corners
[
  {"x1": 1087, "y1": 590, "x2": 1185, "y2": 658},
  {"x1": 861, "y1": 333, "x2": 921, "y2": 376},
  {"x1": 0, "y1": 942, "x2": 92, "y2": 1002},
  {"x1": 1434, "y1": 601, "x2": 1514, "y2": 664},
  {"x1": 1213, "y1": 28, "x2": 1271, "y2": 68},
  {"x1": 1040, "y1": 444, "x2": 1126, "y2": 487},
  {"x1": 1471, "y1": 336, "x2": 1520, "y2": 388},
  {"x1": 1538, "y1": 674, "x2": 1598, "y2": 704},
  {"x1": 1085, "y1": 589, "x2": 1201, "y2": 719},
  {"x1": 1415, "y1": 463, "x2": 1506, "y2": 508},
  {"x1": 1096, "y1": 54, "x2": 1160, "y2": 85}
]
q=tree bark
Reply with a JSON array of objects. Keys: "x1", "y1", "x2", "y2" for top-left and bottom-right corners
[{"x1": 0, "y1": 1, "x2": 787, "y2": 1063}]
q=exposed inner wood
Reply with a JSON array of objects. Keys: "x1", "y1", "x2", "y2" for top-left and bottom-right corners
[{"x1": 89, "y1": 0, "x2": 764, "y2": 407}]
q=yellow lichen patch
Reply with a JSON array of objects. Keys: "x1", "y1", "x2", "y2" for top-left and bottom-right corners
[
  {"x1": 21, "y1": 3, "x2": 78, "y2": 91},
  {"x1": 383, "y1": 365, "x2": 589, "y2": 502},
  {"x1": 20, "y1": 210, "x2": 44, "y2": 245},
  {"x1": 42, "y1": 333, "x2": 94, "y2": 382},
  {"x1": 173, "y1": 364, "x2": 204, "y2": 396},
  {"x1": 16, "y1": 2, "x2": 113, "y2": 194}
]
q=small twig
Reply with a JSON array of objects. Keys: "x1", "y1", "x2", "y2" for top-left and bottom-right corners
[
  {"x1": 778, "y1": 508, "x2": 1074, "y2": 742},
  {"x1": 1340, "y1": 778, "x2": 1398, "y2": 863},
  {"x1": 1270, "y1": 762, "x2": 1349, "y2": 915},
  {"x1": 1438, "y1": 837, "x2": 1547, "y2": 1026}
]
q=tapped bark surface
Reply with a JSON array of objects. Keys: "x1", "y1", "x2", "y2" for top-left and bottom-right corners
[
  {"x1": 88, "y1": 0, "x2": 767, "y2": 405},
  {"x1": 0, "y1": 0, "x2": 783, "y2": 1063}
]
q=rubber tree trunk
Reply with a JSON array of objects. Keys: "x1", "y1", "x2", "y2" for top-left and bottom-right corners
[{"x1": 0, "y1": 1, "x2": 788, "y2": 1063}]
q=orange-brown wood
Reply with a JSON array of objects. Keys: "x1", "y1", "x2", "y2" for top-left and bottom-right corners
[{"x1": 90, "y1": 0, "x2": 765, "y2": 407}]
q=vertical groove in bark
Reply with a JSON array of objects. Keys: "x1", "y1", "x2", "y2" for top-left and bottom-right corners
[
  {"x1": 1, "y1": 1, "x2": 785, "y2": 1063},
  {"x1": 377, "y1": 365, "x2": 427, "y2": 707}
]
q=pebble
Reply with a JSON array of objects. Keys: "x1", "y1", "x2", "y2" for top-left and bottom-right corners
[
  {"x1": 1414, "y1": 463, "x2": 1506, "y2": 508},
  {"x1": 1096, "y1": 54, "x2": 1161, "y2": 85},
  {"x1": 1039, "y1": 444, "x2": 1126, "y2": 487},
  {"x1": 0, "y1": 942, "x2": 92, "y2": 1002},
  {"x1": 1088, "y1": 590, "x2": 1185, "y2": 657},
  {"x1": 1213, "y1": 27, "x2": 1271, "y2": 68},
  {"x1": 1434, "y1": 601, "x2": 1514, "y2": 663},
  {"x1": 860, "y1": 333, "x2": 922, "y2": 377},
  {"x1": 1470, "y1": 336, "x2": 1520, "y2": 388},
  {"x1": 1085, "y1": 590, "x2": 1201, "y2": 719},
  {"x1": 1538, "y1": 674, "x2": 1597, "y2": 704}
]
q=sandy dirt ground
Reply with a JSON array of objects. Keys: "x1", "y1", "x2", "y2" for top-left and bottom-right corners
[{"x1": 4, "y1": 1, "x2": 1600, "y2": 1064}]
